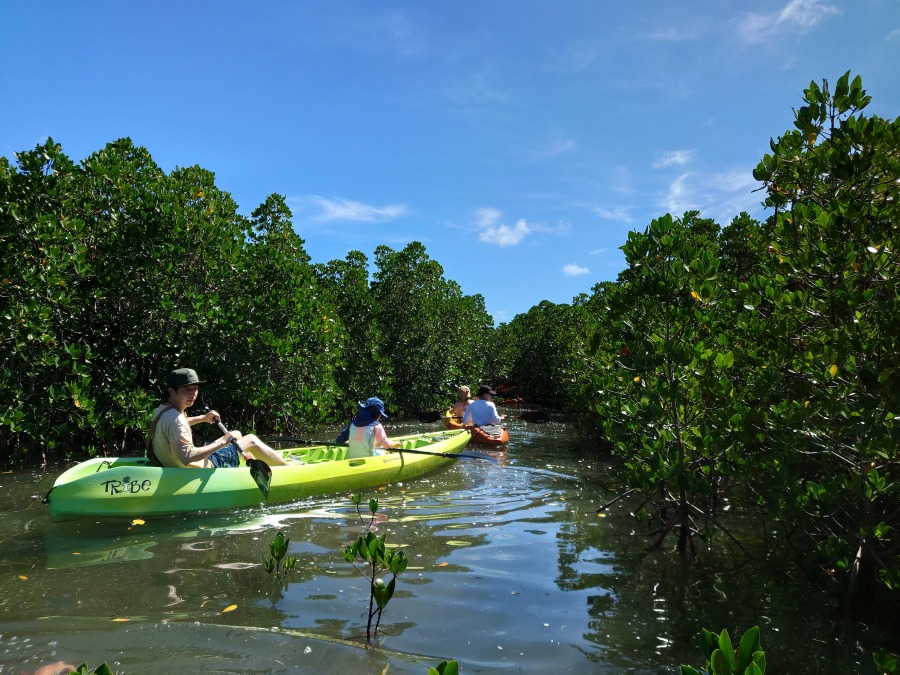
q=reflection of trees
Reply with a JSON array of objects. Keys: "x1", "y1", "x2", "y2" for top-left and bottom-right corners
[{"x1": 550, "y1": 468, "x2": 877, "y2": 671}]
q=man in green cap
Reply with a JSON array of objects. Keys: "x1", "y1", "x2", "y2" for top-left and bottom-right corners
[{"x1": 148, "y1": 368, "x2": 288, "y2": 469}]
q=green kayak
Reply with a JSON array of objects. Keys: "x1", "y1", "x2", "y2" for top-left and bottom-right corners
[{"x1": 45, "y1": 429, "x2": 471, "y2": 521}]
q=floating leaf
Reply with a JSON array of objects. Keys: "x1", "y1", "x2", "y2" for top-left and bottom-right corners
[
  {"x1": 597, "y1": 513, "x2": 607, "y2": 518},
  {"x1": 436, "y1": 561, "x2": 449, "y2": 567},
  {"x1": 112, "y1": 617, "x2": 130, "y2": 622},
  {"x1": 222, "y1": 604, "x2": 238, "y2": 613},
  {"x1": 131, "y1": 519, "x2": 145, "y2": 526},
  {"x1": 18, "y1": 575, "x2": 27, "y2": 580}
]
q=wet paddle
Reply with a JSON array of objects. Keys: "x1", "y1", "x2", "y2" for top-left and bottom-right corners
[{"x1": 213, "y1": 417, "x2": 272, "y2": 499}]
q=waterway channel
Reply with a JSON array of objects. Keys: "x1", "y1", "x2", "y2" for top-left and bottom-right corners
[{"x1": 0, "y1": 414, "x2": 895, "y2": 673}]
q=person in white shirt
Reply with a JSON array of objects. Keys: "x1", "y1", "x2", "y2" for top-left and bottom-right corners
[{"x1": 462, "y1": 385, "x2": 504, "y2": 427}]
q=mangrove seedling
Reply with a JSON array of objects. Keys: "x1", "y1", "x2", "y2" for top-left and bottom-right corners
[
  {"x1": 70, "y1": 664, "x2": 117, "y2": 675},
  {"x1": 681, "y1": 626, "x2": 765, "y2": 675},
  {"x1": 264, "y1": 531, "x2": 297, "y2": 575},
  {"x1": 340, "y1": 493, "x2": 408, "y2": 641},
  {"x1": 428, "y1": 660, "x2": 459, "y2": 675}
]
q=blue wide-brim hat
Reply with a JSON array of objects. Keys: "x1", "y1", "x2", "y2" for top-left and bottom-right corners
[{"x1": 359, "y1": 396, "x2": 388, "y2": 418}]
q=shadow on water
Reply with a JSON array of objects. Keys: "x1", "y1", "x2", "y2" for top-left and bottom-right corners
[{"x1": 1, "y1": 414, "x2": 898, "y2": 673}]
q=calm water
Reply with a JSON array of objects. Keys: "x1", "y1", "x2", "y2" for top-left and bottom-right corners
[{"x1": 0, "y1": 416, "x2": 895, "y2": 674}]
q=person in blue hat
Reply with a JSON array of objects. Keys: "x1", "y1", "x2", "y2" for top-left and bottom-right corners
[{"x1": 335, "y1": 397, "x2": 399, "y2": 458}]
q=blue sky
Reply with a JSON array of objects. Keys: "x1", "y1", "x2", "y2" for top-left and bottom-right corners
[{"x1": 2, "y1": 2, "x2": 898, "y2": 323}]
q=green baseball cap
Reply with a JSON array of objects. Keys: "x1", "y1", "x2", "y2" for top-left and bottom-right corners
[{"x1": 165, "y1": 368, "x2": 205, "y2": 389}]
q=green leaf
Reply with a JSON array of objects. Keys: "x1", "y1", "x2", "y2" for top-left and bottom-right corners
[
  {"x1": 433, "y1": 660, "x2": 460, "y2": 675},
  {"x1": 873, "y1": 649, "x2": 900, "y2": 673},
  {"x1": 718, "y1": 629, "x2": 735, "y2": 671},
  {"x1": 737, "y1": 627, "x2": 761, "y2": 672},
  {"x1": 752, "y1": 651, "x2": 766, "y2": 674},
  {"x1": 711, "y1": 649, "x2": 732, "y2": 675}
]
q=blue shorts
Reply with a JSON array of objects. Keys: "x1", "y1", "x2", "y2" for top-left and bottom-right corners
[{"x1": 209, "y1": 444, "x2": 241, "y2": 468}]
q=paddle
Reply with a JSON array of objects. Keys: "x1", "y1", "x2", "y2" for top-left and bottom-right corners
[
  {"x1": 213, "y1": 417, "x2": 272, "y2": 499},
  {"x1": 418, "y1": 409, "x2": 550, "y2": 424},
  {"x1": 265, "y1": 436, "x2": 498, "y2": 462},
  {"x1": 385, "y1": 446, "x2": 499, "y2": 463}
]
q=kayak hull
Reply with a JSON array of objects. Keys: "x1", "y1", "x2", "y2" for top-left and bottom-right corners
[
  {"x1": 46, "y1": 429, "x2": 471, "y2": 521},
  {"x1": 469, "y1": 425, "x2": 509, "y2": 445}
]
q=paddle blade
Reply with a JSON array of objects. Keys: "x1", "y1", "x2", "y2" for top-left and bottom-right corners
[
  {"x1": 247, "y1": 459, "x2": 272, "y2": 500},
  {"x1": 417, "y1": 411, "x2": 443, "y2": 423}
]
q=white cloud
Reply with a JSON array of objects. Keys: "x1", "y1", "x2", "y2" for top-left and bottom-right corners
[
  {"x1": 777, "y1": 0, "x2": 840, "y2": 30},
  {"x1": 653, "y1": 149, "x2": 695, "y2": 169},
  {"x1": 563, "y1": 263, "x2": 590, "y2": 277},
  {"x1": 735, "y1": 0, "x2": 841, "y2": 44},
  {"x1": 302, "y1": 196, "x2": 406, "y2": 223},
  {"x1": 591, "y1": 205, "x2": 634, "y2": 223},
  {"x1": 590, "y1": 248, "x2": 608, "y2": 255},
  {"x1": 479, "y1": 217, "x2": 531, "y2": 247},
  {"x1": 473, "y1": 209, "x2": 568, "y2": 247},
  {"x1": 474, "y1": 207, "x2": 502, "y2": 228},
  {"x1": 663, "y1": 172, "x2": 693, "y2": 214}
]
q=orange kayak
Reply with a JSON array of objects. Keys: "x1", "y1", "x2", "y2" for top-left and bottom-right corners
[
  {"x1": 469, "y1": 424, "x2": 509, "y2": 445},
  {"x1": 442, "y1": 408, "x2": 464, "y2": 430}
]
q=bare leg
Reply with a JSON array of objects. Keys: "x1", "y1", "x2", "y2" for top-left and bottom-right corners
[{"x1": 237, "y1": 434, "x2": 289, "y2": 466}]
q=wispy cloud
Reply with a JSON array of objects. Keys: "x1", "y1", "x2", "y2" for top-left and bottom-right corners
[
  {"x1": 591, "y1": 205, "x2": 634, "y2": 223},
  {"x1": 735, "y1": 0, "x2": 841, "y2": 44},
  {"x1": 528, "y1": 130, "x2": 577, "y2": 160},
  {"x1": 338, "y1": 9, "x2": 428, "y2": 58},
  {"x1": 660, "y1": 169, "x2": 762, "y2": 222},
  {"x1": 609, "y1": 166, "x2": 635, "y2": 195},
  {"x1": 653, "y1": 149, "x2": 695, "y2": 169},
  {"x1": 641, "y1": 22, "x2": 706, "y2": 42},
  {"x1": 445, "y1": 65, "x2": 510, "y2": 108},
  {"x1": 298, "y1": 196, "x2": 407, "y2": 223},
  {"x1": 887, "y1": 27, "x2": 900, "y2": 41},
  {"x1": 548, "y1": 41, "x2": 598, "y2": 73}
]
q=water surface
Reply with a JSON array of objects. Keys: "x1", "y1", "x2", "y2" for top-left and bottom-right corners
[{"x1": 0, "y1": 417, "x2": 893, "y2": 673}]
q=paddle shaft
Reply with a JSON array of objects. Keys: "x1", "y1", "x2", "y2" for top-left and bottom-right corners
[
  {"x1": 210, "y1": 414, "x2": 272, "y2": 499},
  {"x1": 267, "y1": 436, "x2": 497, "y2": 462},
  {"x1": 385, "y1": 446, "x2": 498, "y2": 462},
  {"x1": 420, "y1": 409, "x2": 549, "y2": 424},
  {"x1": 215, "y1": 420, "x2": 254, "y2": 462}
]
